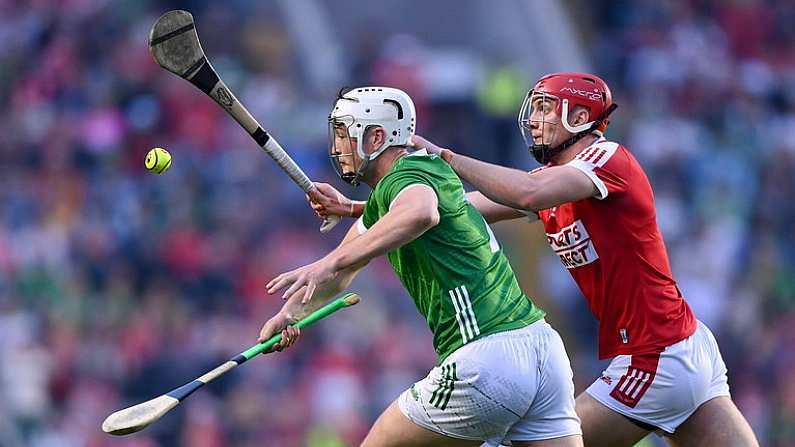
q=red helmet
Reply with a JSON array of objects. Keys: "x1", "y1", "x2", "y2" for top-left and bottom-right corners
[
  {"x1": 518, "y1": 72, "x2": 618, "y2": 164},
  {"x1": 534, "y1": 72, "x2": 613, "y2": 133}
]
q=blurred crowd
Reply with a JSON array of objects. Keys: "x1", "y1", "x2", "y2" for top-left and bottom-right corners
[{"x1": 0, "y1": 0, "x2": 793, "y2": 446}]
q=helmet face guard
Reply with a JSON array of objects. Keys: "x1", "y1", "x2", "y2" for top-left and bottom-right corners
[
  {"x1": 518, "y1": 91, "x2": 565, "y2": 164},
  {"x1": 328, "y1": 115, "x2": 366, "y2": 186},
  {"x1": 518, "y1": 89, "x2": 618, "y2": 165},
  {"x1": 518, "y1": 72, "x2": 618, "y2": 165}
]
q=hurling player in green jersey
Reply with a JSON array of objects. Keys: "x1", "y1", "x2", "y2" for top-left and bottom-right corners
[{"x1": 259, "y1": 87, "x2": 582, "y2": 447}]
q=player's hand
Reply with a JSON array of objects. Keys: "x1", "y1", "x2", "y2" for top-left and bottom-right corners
[
  {"x1": 257, "y1": 312, "x2": 300, "y2": 352},
  {"x1": 266, "y1": 258, "x2": 339, "y2": 304},
  {"x1": 307, "y1": 183, "x2": 353, "y2": 219},
  {"x1": 411, "y1": 134, "x2": 447, "y2": 157}
]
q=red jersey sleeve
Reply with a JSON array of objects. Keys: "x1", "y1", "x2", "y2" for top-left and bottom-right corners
[{"x1": 566, "y1": 141, "x2": 631, "y2": 200}]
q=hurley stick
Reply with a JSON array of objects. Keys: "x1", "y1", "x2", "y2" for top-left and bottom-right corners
[{"x1": 102, "y1": 293, "x2": 360, "y2": 435}]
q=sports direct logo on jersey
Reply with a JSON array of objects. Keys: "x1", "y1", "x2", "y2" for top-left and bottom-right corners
[{"x1": 546, "y1": 220, "x2": 599, "y2": 269}]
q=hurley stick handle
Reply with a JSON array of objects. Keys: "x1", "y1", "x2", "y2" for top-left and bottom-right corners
[{"x1": 236, "y1": 292, "x2": 360, "y2": 362}]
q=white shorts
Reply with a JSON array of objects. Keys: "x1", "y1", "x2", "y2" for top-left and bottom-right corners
[
  {"x1": 585, "y1": 320, "x2": 730, "y2": 433},
  {"x1": 398, "y1": 319, "x2": 581, "y2": 444}
]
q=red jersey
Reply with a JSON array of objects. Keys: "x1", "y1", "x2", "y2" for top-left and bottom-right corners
[{"x1": 536, "y1": 138, "x2": 696, "y2": 359}]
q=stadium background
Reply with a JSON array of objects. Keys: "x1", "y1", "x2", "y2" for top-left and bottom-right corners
[{"x1": 1, "y1": 0, "x2": 793, "y2": 445}]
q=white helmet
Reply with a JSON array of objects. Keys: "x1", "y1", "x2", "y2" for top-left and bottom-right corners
[{"x1": 328, "y1": 86, "x2": 416, "y2": 185}]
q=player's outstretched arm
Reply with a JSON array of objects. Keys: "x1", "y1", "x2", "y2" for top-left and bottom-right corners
[
  {"x1": 259, "y1": 221, "x2": 367, "y2": 348},
  {"x1": 451, "y1": 156, "x2": 597, "y2": 212},
  {"x1": 465, "y1": 191, "x2": 536, "y2": 223},
  {"x1": 267, "y1": 221, "x2": 366, "y2": 307},
  {"x1": 412, "y1": 134, "x2": 597, "y2": 212},
  {"x1": 411, "y1": 135, "x2": 529, "y2": 223},
  {"x1": 269, "y1": 185, "x2": 439, "y2": 305}
]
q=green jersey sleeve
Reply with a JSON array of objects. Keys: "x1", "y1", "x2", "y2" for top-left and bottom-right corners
[{"x1": 361, "y1": 169, "x2": 436, "y2": 231}]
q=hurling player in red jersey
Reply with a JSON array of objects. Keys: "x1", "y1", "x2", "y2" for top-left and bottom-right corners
[
  {"x1": 309, "y1": 73, "x2": 758, "y2": 446},
  {"x1": 401, "y1": 73, "x2": 759, "y2": 446}
]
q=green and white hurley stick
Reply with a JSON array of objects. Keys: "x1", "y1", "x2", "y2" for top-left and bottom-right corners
[{"x1": 102, "y1": 293, "x2": 360, "y2": 436}]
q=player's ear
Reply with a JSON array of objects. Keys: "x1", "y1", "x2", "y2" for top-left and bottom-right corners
[
  {"x1": 571, "y1": 106, "x2": 591, "y2": 127},
  {"x1": 366, "y1": 126, "x2": 386, "y2": 150}
]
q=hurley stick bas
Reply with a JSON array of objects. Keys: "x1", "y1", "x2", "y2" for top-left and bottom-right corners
[
  {"x1": 148, "y1": 9, "x2": 340, "y2": 233},
  {"x1": 102, "y1": 292, "x2": 360, "y2": 435}
]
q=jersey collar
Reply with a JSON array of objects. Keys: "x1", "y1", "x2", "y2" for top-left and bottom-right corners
[
  {"x1": 407, "y1": 148, "x2": 429, "y2": 157},
  {"x1": 579, "y1": 136, "x2": 607, "y2": 154},
  {"x1": 551, "y1": 136, "x2": 606, "y2": 167}
]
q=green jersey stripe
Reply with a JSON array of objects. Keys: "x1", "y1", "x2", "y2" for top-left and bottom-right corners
[
  {"x1": 451, "y1": 288, "x2": 475, "y2": 342},
  {"x1": 459, "y1": 286, "x2": 481, "y2": 337},
  {"x1": 448, "y1": 289, "x2": 471, "y2": 343},
  {"x1": 452, "y1": 287, "x2": 475, "y2": 341}
]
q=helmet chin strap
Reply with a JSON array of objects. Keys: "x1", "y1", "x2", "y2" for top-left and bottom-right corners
[
  {"x1": 350, "y1": 156, "x2": 370, "y2": 187},
  {"x1": 530, "y1": 103, "x2": 618, "y2": 164},
  {"x1": 530, "y1": 130, "x2": 593, "y2": 164},
  {"x1": 340, "y1": 171, "x2": 358, "y2": 185}
]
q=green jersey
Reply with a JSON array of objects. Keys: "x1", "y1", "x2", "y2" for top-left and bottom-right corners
[{"x1": 360, "y1": 150, "x2": 545, "y2": 362}]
